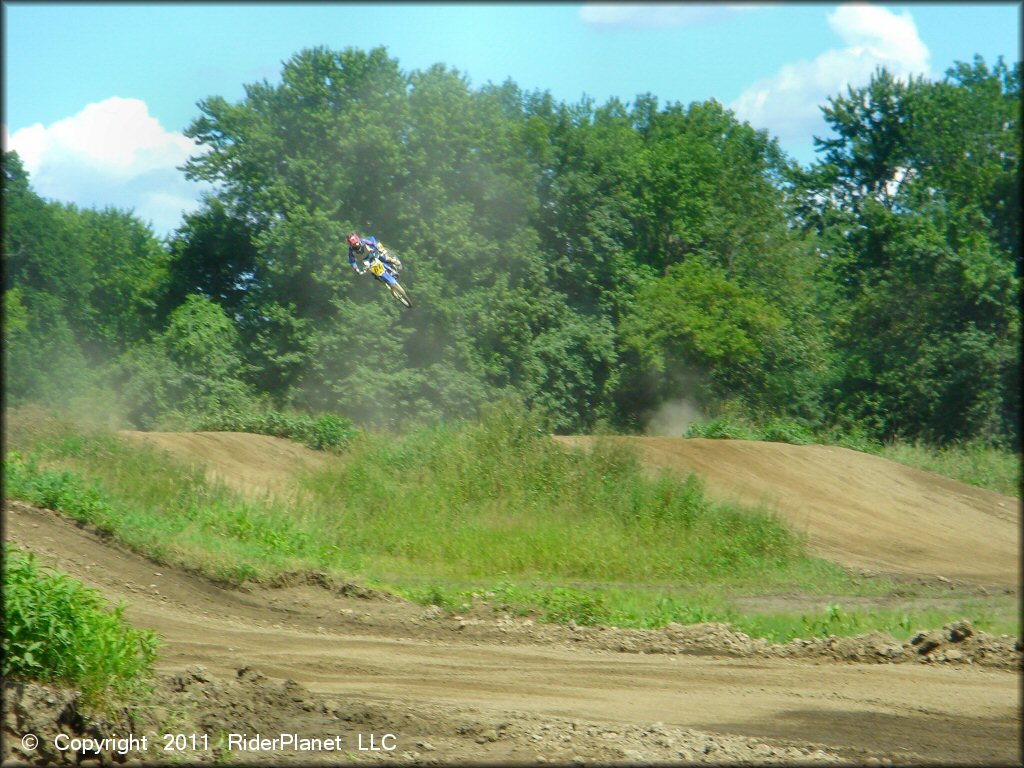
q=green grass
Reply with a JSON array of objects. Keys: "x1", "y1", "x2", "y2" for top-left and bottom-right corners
[
  {"x1": 877, "y1": 439, "x2": 1020, "y2": 498},
  {"x1": 2, "y1": 545, "x2": 160, "y2": 714},
  {"x1": 395, "y1": 580, "x2": 730, "y2": 628},
  {"x1": 3, "y1": 447, "x2": 340, "y2": 584},
  {"x1": 729, "y1": 599, "x2": 1019, "y2": 643},
  {"x1": 391, "y1": 579, "x2": 1019, "y2": 642},
  {"x1": 4, "y1": 404, "x2": 811, "y2": 586},
  {"x1": 292, "y1": 404, "x2": 813, "y2": 585},
  {"x1": 4, "y1": 402, "x2": 1018, "y2": 644}
]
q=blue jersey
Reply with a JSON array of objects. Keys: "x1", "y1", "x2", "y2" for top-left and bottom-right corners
[{"x1": 348, "y1": 236, "x2": 382, "y2": 271}]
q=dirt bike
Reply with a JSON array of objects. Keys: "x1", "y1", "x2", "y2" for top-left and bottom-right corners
[{"x1": 363, "y1": 255, "x2": 412, "y2": 309}]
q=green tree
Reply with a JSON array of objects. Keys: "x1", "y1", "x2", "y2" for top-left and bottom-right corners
[
  {"x1": 178, "y1": 46, "x2": 626, "y2": 430},
  {"x1": 802, "y1": 59, "x2": 1020, "y2": 446},
  {"x1": 3, "y1": 152, "x2": 168, "y2": 409},
  {"x1": 162, "y1": 197, "x2": 259, "y2": 318},
  {"x1": 610, "y1": 99, "x2": 829, "y2": 427},
  {"x1": 74, "y1": 205, "x2": 169, "y2": 349},
  {"x1": 621, "y1": 255, "x2": 819, "y2": 421},
  {"x1": 114, "y1": 294, "x2": 255, "y2": 426}
]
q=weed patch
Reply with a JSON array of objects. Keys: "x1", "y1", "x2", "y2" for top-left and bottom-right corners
[
  {"x1": 296, "y1": 402, "x2": 810, "y2": 584},
  {"x1": 173, "y1": 407, "x2": 357, "y2": 452},
  {"x1": 4, "y1": 403, "x2": 816, "y2": 590},
  {"x1": 2, "y1": 546, "x2": 160, "y2": 714},
  {"x1": 877, "y1": 439, "x2": 1020, "y2": 497}
]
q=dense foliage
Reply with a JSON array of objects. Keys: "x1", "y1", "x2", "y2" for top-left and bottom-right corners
[
  {"x1": 2, "y1": 544, "x2": 159, "y2": 712},
  {"x1": 3, "y1": 49, "x2": 1019, "y2": 447}
]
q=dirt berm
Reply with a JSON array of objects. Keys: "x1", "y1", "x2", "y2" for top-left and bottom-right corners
[{"x1": 4, "y1": 431, "x2": 1021, "y2": 765}]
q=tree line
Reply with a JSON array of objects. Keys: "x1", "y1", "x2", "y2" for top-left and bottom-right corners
[{"x1": 3, "y1": 48, "x2": 1019, "y2": 447}]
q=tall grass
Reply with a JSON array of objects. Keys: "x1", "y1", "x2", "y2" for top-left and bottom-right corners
[
  {"x1": 5, "y1": 403, "x2": 811, "y2": 587},
  {"x1": 5, "y1": 403, "x2": 1016, "y2": 640},
  {"x1": 4, "y1": 449, "x2": 343, "y2": 584},
  {"x1": 877, "y1": 439, "x2": 1020, "y2": 498},
  {"x1": 294, "y1": 403, "x2": 807, "y2": 584}
]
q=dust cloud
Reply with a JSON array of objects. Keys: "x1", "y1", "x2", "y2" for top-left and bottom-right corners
[{"x1": 644, "y1": 397, "x2": 705, "y2": 437}]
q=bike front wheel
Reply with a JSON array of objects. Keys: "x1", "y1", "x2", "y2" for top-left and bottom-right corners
[{"x1": 389, "y1": 282, "x2": 412, "y2": 309}]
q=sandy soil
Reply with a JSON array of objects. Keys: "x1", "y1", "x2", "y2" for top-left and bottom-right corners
[
  {"x1": 4, "y1": 432, "x2": 1022, "y2": 765},
  {"x1": 119, "y1": 430, "x2": 332, "y2": 498}
]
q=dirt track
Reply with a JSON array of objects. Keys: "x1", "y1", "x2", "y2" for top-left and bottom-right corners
[{"x1": 5, "y1": 432, "x2": 1022, "y2": 764}]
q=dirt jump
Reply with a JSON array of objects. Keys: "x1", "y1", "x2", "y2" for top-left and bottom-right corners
[
  {"x1": 5, "y1": 432, "x2": 1021, "y2": 765},
  {"x1": 556, "y1": 436, "x2": 1019, "y2": 588}
]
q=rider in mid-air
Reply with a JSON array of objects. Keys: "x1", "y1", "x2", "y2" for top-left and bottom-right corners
[{"x1": 347, "y1": 232, "x2": 402, "y2": 276}]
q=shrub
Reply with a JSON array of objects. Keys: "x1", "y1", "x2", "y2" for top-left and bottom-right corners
[
  {"x1": 759, "y1": 418, "x2": 814, "y2": 445},
  {"x1": 2, "y1": 546, "x2": 160, "y2": 713},
  {"x1": 187, "y1": 407, "x2": 357, "y2": 451},
  {"x1": 685, "y1": 416, "x2": 759, "y2": 441},
  {"x1": 689, "y1": 415, "x2": 873, "y2": 449}
]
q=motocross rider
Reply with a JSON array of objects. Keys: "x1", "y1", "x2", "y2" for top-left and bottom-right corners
[{"x1": 347, "y1": 232, "x2": 402, "y2": 276}]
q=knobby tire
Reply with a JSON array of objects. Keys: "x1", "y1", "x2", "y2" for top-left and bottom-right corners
[{"x1": 389, "y1": 282, "x2": 412, "y2": 309}]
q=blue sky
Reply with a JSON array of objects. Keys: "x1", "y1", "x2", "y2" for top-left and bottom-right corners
[{"x1": 3, "y1": 2, "x2": 1020, "y2": 236}]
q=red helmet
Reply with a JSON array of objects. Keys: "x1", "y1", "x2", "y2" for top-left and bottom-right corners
[{"x1": 347, "y1": 233, "x2": 361, "y2": 247}]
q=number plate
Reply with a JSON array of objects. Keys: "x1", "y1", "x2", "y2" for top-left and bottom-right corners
[{"x1": 370, "y1": 261, "x2": 385, "y2": 276}]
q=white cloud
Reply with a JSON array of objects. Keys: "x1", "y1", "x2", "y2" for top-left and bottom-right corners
[
  {"x1": 729, "y1": 4, "x2": 930, "y2": 151},
  {"x1": 579, "y1": 3, "x2": 760, "y2": 29},
  {"x1": 2, "y1": 97, "x2": 209, "y2": 236},
  {"x1": 829, "y1": 3, "x2": 928, "y2": 67}
]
